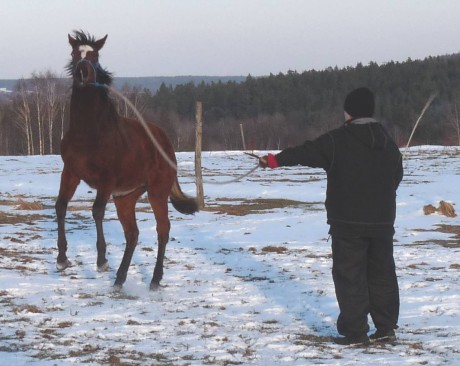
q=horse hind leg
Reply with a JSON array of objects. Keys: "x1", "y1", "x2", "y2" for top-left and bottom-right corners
[
  {"x1": 148, "y1": 191, "x2": 171, "y2": 290},
  {"x1": 113, "y1": 189, "x2": 143, "y2": 289}
]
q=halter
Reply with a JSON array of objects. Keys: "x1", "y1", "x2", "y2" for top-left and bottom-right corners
[{"x1": 74, "y1": 58, "x2": 106, "y2": 88}]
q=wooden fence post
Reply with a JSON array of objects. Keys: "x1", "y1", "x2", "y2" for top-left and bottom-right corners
[
  {"x1": 240, "y1": 123, "x2": 246, "y2": 150},
  {"x1": 195, "y1": 101, "x2": 205, "y2": 209}
]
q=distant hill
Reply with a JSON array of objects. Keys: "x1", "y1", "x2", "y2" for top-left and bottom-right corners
[
  {"x1": 0, "y1": 75, "x2": 246, "y2": 93},
  {"x1": 0, "y1": 79, "x2": 17, "y2": 92}
]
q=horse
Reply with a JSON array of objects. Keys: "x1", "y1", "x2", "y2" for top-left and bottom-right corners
[{"x1": 55, "y1": 30, "x2": 198, "y2": 290}]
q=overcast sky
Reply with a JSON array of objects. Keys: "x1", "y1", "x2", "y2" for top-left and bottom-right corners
[{"x1": 1, "y1": 0, "x2": 459, "y2": 79}]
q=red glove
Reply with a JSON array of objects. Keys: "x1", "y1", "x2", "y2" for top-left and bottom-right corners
[{"x1": 259, "y1": 154, "x2": 279, "y2": 169}]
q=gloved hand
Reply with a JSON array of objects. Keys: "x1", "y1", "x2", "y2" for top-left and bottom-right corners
[{"x1": 259, "y1": 155, "x2": 269, "y2": 169}]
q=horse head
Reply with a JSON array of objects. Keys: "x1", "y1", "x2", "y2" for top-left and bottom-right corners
[{"x1": 67, "y1": 31, "x2": 112, "y2": 87}]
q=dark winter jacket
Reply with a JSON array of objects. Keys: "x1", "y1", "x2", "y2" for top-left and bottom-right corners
[{"x1": 274, "y1": 118, "x2": 403, "y2": 237}]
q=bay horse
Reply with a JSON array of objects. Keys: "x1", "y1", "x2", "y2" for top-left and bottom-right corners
[{"x1": 55, "y1": 30, "x2": 198, "y2": 290}]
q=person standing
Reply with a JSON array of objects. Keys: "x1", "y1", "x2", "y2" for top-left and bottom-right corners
[{"x1": 260, "y1": 87, "x2": 403, "y2": 345}]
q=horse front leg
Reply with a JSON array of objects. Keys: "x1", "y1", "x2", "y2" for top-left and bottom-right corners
[
  {"x1": 55, "y1": 168, "x2": 80, "y2": 270},
  {"x1": 93, "y1": 191, "x2": 111, "y2": 271}
]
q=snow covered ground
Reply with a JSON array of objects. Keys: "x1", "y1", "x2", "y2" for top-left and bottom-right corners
[{"x1": 0, "y1": 147, "x2": 459, "y2": 365}]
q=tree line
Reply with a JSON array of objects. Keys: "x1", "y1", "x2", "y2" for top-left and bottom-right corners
[
  {"x1": 148, "y1": 54, "x2": 460, "y2": 150},
  {"x1": 1, "y1": 53, "x2": 460, "y2": 155}
]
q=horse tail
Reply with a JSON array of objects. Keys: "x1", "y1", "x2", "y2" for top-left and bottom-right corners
[{"x1": 170, "y1": 177, "x2": 199, "y2": 215}]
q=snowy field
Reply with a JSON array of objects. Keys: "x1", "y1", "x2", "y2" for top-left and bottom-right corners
[{"x1": 0, "y1": 147, "x2": 459, "y2": 366}]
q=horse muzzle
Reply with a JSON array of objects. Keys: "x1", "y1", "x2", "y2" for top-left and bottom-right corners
[{"x1": 73, "y1": 59, "x2": 98, "y2": 87}]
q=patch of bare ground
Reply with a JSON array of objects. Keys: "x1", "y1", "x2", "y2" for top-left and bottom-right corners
[
  {"x1": 254, "y1": 176, "x2": 323, "y2": 183},
  {"x1": 203, "y1": 198, "x2": 322, "y2": 216},
  {"x1": 413, "y1": 224, "x2": 460, "y2": 248},
  {"x1": 13, "y1": 304, "x2": 43, "y2": 314},
  {"x1": 0, "y1": 246, "x2": 46, "y2": 259},
  {"x1": 101, "y1": 350, "x2": 175, "y2": 366},
  {"x1": 0, "y1": 212, "x2": 52, "y2": 225},
  {"x1": 295, "y1": 333, "x2": 333, "y2": 344},
  {"x1": 67, "y1": 204, "x2": 92, "y2": 212},
  {"x1": 0, "y1": 238, "x2": 51, "y2": 273},
  {"x1": 0, "y1": 290, "x2": 14, "y2": 308},
  {"x1": 261, "y1": 245, "x2": 289, "y2": 254},
  {"x1": 0, "y1": 195, "x2": 53, "y2": 210},
  {"x1": 294, "y1": 333, "x2": 336, "y2": 356}
]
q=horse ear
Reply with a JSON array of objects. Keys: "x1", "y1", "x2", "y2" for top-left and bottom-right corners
[
  {"x1": 94, "y1": 34, "x2": 108, "y2": 51},
  {"x1": 68, "y1": 34, "x2": 78, "y2": 48}
]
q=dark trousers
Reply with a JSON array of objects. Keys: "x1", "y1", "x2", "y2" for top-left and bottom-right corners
[{"x1": 331, "y1": 235, "x2": 399, "y2": 336}]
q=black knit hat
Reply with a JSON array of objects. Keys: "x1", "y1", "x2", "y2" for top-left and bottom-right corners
[{"x1": 344, "y1": 87, "x2": 375, "y2": 118}]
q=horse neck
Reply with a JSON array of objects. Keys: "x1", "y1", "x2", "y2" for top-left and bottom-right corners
[{"x1": 69, "y1": 87, "x2": 119, "y2": 135}]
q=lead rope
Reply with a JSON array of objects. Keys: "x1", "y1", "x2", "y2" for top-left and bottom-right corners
[
  {"x1": 106, "y1": 85, "x2": 260, "y2": 185},
  {"x1": 107, "y1": 85, "x2": 179, "y2": 170}
]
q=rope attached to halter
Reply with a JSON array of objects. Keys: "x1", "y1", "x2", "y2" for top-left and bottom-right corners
[
  {"x1": 107, "y1": 85, "x2": 179, "y2": 170},
  {"x1": 106, "y1": 84, "x2": 260, "y2": 185},
  {"x1": 203, "y1": 164, "x2": 260, "y2": 185}
]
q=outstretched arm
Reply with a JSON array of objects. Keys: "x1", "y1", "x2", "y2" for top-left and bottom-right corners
[{"x1": 260, "y1": 133, "x2": 334, "y2": 170}]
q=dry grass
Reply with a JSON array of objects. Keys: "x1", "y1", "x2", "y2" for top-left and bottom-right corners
[
  {"x1": 202, "y1": 198, "x2": 320, "y2": 216},
  {"x1": 438, "y1": 201, "x2": 456, "y2": 217},
  {"x1": 13, "y1": 304, "x2": 43, "y2": 314},
  {"x1": 0, "y1": 195, "x2": 47, "y2": 210},
  {"x1": 423, "y1": 200, "x2": 456, "y2": 217},
  {"x1": 261, "y1": 246, "x2": 289, "y2": 254},
  {"x1": 15, "y1": 198, "x2": 44, "y2": 210},
  {"x1": 0, "y1": 212, "x2": 51, "y2": 225},
  {"x1": 0, "y1": 196, "x2": 52, "y2": 225},
  {"x1": 423, "y1": 204, "x2": 437, "y2": 215}
]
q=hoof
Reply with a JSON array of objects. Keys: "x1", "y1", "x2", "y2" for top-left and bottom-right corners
[
  {"x1": 56, "y1": 260, "x2": 71, "y2": 271},
  {"x1": 97, "y1": 261, "x2": 110, "y2": 272},
  {"x1": 113, "y1": 283, "x2": 123, "y2": 292},
  {"x1": 149, "y1": 282, "x2": 161, "y2": 291}
]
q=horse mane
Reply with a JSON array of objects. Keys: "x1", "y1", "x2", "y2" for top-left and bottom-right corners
[
  {"x1": 72, "y1": 29, "x2": 98, "y2": 46},
  {"x1": 66, "y1": 30, "x2": 114, "y2": 86}
]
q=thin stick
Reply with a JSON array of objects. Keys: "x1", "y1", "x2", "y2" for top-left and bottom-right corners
[
  {"x1": 403, "y1": 93, "x2": 438, "y2": 159},
  {"x1": 244, "y1": 152, "x2": 261, "y2": 159}
]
